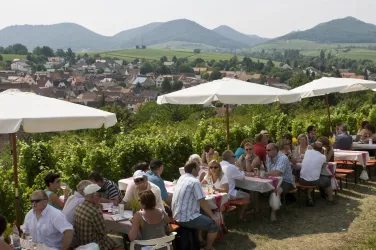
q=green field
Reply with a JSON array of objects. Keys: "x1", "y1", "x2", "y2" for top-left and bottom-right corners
[
  {"x1": 86, "y1": 48, "x2": 277, "y2": 64},
  {"x1": 251, "y1": 39, "x2": 376, "y2": 61},
  {"x1": 252, "y1": 39, "x2": 376, "y2": 52},
  {"x1": 301, "y1": 49, "x2": 376, "y2": 62},
  {"x1": 0, "y1": 54, "x2": 26, "y2": 61}
]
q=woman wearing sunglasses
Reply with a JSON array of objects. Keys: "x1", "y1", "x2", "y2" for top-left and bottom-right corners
[
  {"x1": 201, "y1": 160, "x2": 229, "y2": 194},
  {"x1": 236, "y1": 142, "x2": 261, "y2": 172},
  {"x1": 201, "y1": 160, "x2": 230, "y2": 234}
]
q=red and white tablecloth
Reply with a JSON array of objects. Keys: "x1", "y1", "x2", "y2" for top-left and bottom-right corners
[
  {"x1": 179, "y1": 167, "x2": 283, "y2": 193},
  {"x1": 334, "y1": 150, "x2": 370, "y2": 168}
]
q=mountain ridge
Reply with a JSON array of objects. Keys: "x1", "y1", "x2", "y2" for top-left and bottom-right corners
[
  {"x1": 1, "y1": 16, "x2": 376, "y2": 52},
  {"x1": 272, "y1": 16, "x2": 376, "y2": 43},
  {"x1": 213, "y1": 25, "x2": 268, "y2": 46}
]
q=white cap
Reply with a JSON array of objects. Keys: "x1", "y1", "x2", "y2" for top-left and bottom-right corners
[
  {"x1": 133, "y1": 170, "x2": 147, "y2": 180},
  {"x1": 260, "y1": 130, "x2": 269, "y2": 135},
  {"x1": 83, "y1": 184, "x2": 102, "y2": 196}
]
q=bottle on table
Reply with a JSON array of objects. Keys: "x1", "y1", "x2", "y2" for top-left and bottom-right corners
[
  {"x1": 12, "y1": 224, "x2": 21, "y2": 250},
  {"x1": 260, "y1": 163, "x2": 265, "y2": 178}
]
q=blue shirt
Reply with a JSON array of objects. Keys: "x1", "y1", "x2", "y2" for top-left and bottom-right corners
[
  {"x1": 234, "y1": 147, "x2": 245, "y2": 160},
  {"x1": 334, "y1": 133, "x2": 353, "y2": 150},
  {"x1": 266, "y1": 152, "x2": 295, "y2": 185},
  {"x1": 146, "y1": 171, "x2": 168, "y2": 200}
]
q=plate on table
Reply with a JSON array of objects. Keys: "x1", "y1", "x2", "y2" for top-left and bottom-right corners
[{"x1": 101, "y1": 203, "x2": 113, "y2": 211}]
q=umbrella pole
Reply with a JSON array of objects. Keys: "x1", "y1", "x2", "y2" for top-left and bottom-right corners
[
  {"x1": 325, "y1": 94, "x2": 332, "y2": 133},
  {"x1": 226, "y1": 104, "x2": 230, "y2": 150},
  {"x1": 10, "y1": 133, "x2": 21, "y2": 231}
]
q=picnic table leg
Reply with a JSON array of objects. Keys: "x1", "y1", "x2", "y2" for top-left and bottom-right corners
[
  {"x1": 252, "y1": 192, "x2": 259, "y2": 220},
  {"x1": 353, "y1": 163, "x2": 358, "y2": 184}
]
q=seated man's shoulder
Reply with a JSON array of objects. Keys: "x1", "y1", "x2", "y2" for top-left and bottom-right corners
[{"x1": 149, "y1": 181, "x2": 161, "y2": 191}]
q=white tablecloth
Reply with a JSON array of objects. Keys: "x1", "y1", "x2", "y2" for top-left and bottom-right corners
[
  {"x1": 118, "y1": 177, "x2": 228, "y2": 210},
  {"x1": 179, "y1": 167, "x2": 283, "y2": 193},
  {"x1": 103, "y1": 212, "x2": 133, "y2": 234},
  {"x1": 352, "y1": 142, "x2": 376, "y2": 150},
  {"x1": 334, "y1": 150, "x2": 370, "y2": 168},
  {"x1": 20, "y1": 238, "x2": 54, "y2": 250},
  {"x1": 235, "y1": 175, "x2": 283, "y2": 193}
]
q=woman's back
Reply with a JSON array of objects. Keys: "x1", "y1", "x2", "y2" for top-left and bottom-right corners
[
  {"x1": 45, "y1": 190, "x2": 61, "y2": 210},
  {"x1": 140, "y1": 209, "x2": 167, "y2": 240}
]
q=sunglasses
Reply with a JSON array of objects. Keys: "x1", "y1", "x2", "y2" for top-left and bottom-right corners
[
  {"x1": 266, "y1": 149, "x2": 273, "y2": 152},
  {"x1": 210, "y1": 166, "x2": 219, "y2": 169},
  {"x1": 31, "y1": 199, "x2": 46, "y2": 204},
  {"x1": 245, "y1": 148, "x2": 253, "y2": 151},
  {"x1": 134, "y1": 178, "x2": 145, "y2": 183}
]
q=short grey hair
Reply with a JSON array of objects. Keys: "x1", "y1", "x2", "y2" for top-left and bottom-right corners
[
  {"x1": 222, "y1": 150, "x2": 234, "y2": 162},
  {"x1": 267, "y1": 143, "x2": 279, "y2": 151},
  {"x1": 77, "y1": 180, "x2": 93, "y2": 193},
  {"x1": 189, "y1": 154, "x2": 202, "y2": 165},
  {"x1": 32, "y1": 190, "x2": 48, "y2": 199}
]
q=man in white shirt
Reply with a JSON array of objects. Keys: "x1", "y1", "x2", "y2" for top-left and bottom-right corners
[
  {"x1": 300, "y1": 142, "x2": 336, "y2": 205},
  {"x1": 123, "y1": 170, "x2": 164, "y2": 211},
  {"x1": 220, "y1": 150, "x2": 250, "y2": 221},
  {"x1": 23, "y1": 190, "x2": 73, "y2": 250},
  {"x1": 62, "y1": 180, "x2": 92, "y2": 225},
  {"x1": 172, "y1": 161, "x2": 220, "y2": 250}
]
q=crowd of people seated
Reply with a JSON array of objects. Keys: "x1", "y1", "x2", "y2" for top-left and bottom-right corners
[{"x1": 2, "y1": 121, "x2": 372, "y2": 250}]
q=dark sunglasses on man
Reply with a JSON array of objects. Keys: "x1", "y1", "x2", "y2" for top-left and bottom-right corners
[
  {"x1": 134, "y1": 178, "x2": 145, "y2": 184},
  {"x1": 30, "y1": 199, "x2": 46, "y2": 204}
]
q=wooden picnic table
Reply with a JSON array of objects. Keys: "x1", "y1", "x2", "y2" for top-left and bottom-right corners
[{"x1": 334, "y1": 149, "x2": 370, "y2": 183}]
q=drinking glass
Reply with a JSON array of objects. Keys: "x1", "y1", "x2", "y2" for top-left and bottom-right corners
[
  {"x1": 60, "y1": 182, "x2": 67, "y2": 190},
  {"x1": 253, "y1": 168, "x2": 259, "y2": 176},
  {"x1": 118, "y1": 204, "x2": 124, "y2": 216},
  {"x1": 207, "y1": 184, "x2": 213, "y2": 194}
]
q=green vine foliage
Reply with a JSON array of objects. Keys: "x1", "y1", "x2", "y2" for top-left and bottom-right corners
[{"x1": 1, "y1": 92, "x2": 376, "y2": 222}]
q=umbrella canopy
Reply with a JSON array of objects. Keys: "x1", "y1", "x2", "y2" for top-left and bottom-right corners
[
  {"x1": 157, "y1": 78, "x2": 301, "y2": 105},
  {"x1": 290, "y1": 77, "x2": 376, "y2": 98},
  {"x1": 0, "y1": 89, "x2": 117, "y2": 229},
  {"x1": 0, "y1": 89, "x2": 117, "y2": 133}
]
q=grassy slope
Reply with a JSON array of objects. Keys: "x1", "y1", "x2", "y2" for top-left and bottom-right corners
[
  {"x1": 215, "y1": 180, "x2": 376, "y2": 250},
  {"x1": 252, "y1": 39, "x2": 376, "y2": 51},
  {"x1": 86, "y1": 48, "x2": 277, "y2": 64},
  {"x1": 0, "y1": 54, "x2": 26, "y2": 61},
  {"x1": 252, "y1": 39, "x2": 376, "y2": 61},
  {"x1": 301, "y1": 49, "x2": 376, "y2": 62}
]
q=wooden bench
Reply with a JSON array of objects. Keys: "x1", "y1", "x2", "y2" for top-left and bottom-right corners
[
  {"x1": 229, "y1": 199, "x2": 251, "y2": 206},
  {"x1": 336, "y1": 168, "x2": 354, "y2": 188},
  {"x1": 335, "y1": 173, "x2": 347, "y2": 190},
  {"x1": 282, "y1": 188, "x2": 297, "y2": 206},
  {"x1": 295, "y1": 182, "x2": 316, "y2": 202}
]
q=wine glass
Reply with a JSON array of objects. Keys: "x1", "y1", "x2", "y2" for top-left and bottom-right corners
[
  {"x1": 25, "y1": 234, "x2": 37, "y2": 249},
  {"x1": 60, "y1": 182, "x2": 67, "y2": 190}
]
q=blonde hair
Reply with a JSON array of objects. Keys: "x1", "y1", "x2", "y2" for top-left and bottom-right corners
[
  {"x1": 205, "y1": 160, "x2": 224, "y2": 182},
  {"x1": 297, "y1": 134, "x2": 308, "y2": 145},
  {"x1": 240, "y1": 139, "x2": 251, "y2": 148}
]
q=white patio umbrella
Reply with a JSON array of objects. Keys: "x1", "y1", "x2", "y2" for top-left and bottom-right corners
[
  {"x1": 157, "y1": 78, "x2": 301, "y2": 148},
  {"x1": 0, "y1": 89, "x2": 117, "y2": 228},
  {"x1": 291, "y1": 77, "x2": 376, "y2": 131}
]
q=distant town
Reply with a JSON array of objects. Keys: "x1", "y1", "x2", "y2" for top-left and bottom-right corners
[{"x1": 1, "y1": 47, "x2": 374, "y2": 113}]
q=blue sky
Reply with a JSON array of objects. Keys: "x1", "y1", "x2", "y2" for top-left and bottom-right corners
[{"x1": 0, "y1": 0, "x2": 375, "y2": 38}]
